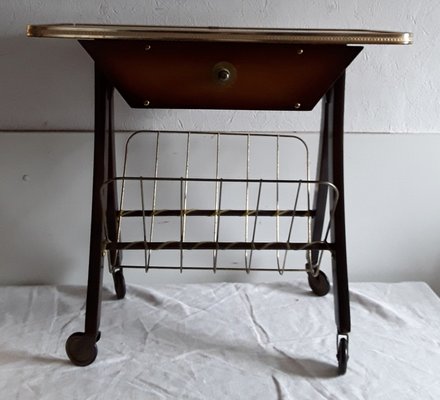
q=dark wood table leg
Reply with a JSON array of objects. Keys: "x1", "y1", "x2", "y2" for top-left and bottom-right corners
[
  {"x1": 65, "y1": 65, "x2": 115, "y2": 366},
  {"x1": 327, "y1": 72, "x2": 350, "y2": 336},
  {"x1": 327, "y1": 72, "x2": 350, "y2": 375},
  {"x1": 309, "y1": 72, "x2": 350, "y2": 374},
  {"x1": 307, "y1": 85, "x2": 332, "y2": 297},
  {"x1": 105, "y1": 83, "x2": 126, "y2": 300}
]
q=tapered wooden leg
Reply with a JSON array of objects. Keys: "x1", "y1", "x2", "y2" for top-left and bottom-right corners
[
  {"x1": 106, "y1": 94, "x2": 119, "y2": 267},
  {"x1": 311, "y1": 73, "x2": 350, "y2": 375},
  {"x1": 327, "y1": 72, "x2": 350, "y2": 335},
  {"x1": 307, "y1": 87, "x2": 332, "y2": 297},
  {"x1": 104, "y1": 85, "x2": 126, "y2": 299},
  {"x1": 66, "y1": 65, "x2": 114, "y2": 366},
  {"x1": 310, "y1": 73, "x2": 350, "y2": 334},
  {"x1": 310, "y1": 93, "x2": 331, "y2": 267}
]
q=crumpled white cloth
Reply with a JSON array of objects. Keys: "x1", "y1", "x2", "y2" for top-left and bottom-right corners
[{"x1": 0, "y1": 281, "x2": 439, "y2": 399}]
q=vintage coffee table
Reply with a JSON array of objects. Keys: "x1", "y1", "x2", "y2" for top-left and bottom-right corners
[{"x1": 27, "y1": 24, "x2": 412, "y2": 374}]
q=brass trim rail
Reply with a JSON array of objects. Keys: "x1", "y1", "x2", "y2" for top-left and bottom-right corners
[{"x1": 27, "y1": 24, "x2": 413, "y2": 45}]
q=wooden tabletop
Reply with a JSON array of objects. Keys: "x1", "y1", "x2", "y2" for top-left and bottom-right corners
[{"x1": 27, "y1": 24, "x2": 413, "y2": 45}]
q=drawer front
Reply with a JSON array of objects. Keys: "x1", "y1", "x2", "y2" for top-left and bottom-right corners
[{"x1": 81, "y1": 40, "x2": 362, "y2": 111}]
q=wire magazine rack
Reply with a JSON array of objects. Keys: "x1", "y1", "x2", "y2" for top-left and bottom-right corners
[{"x1": 102, "y1": 130, "x2": 338, "y2": 277}]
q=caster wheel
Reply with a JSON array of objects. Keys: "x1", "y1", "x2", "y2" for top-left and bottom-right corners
[
  {"x1": 113, "y1": 269, "x2": 126, "y2": 299},
  {"x1": 308, "y1": 271, "x2": 330, "y2": 296},
  {"x1": 66, "y1": 332, "x2": 98, "y2": 366},
  {"x1": 337, "y1": 337, "x2": 349, "y2": 375}
]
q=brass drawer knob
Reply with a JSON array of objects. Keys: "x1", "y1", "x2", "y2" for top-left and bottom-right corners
[
  {"x1": 217, "y1": 68, "x2": 231, "y2": 82},
  {"x1": 213, "y1": 62, "x2": 236, "y2": 86}
]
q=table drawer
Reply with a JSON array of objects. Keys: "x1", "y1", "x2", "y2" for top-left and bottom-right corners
[{"x1": 81, "y1": 39, "x2": 361, "y2": 111}]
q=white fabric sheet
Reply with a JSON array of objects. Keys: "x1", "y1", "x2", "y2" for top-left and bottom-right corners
[{"x1": 0, "y1": 281, "x2": 439, "y2": 399}]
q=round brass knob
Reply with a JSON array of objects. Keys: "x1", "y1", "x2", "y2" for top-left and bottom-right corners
[
  {"x1": 217, "y1": 68, "x2": 231, "y2": 82},
  {"x1": 212, "y1": 62, "x2": 236, "y2": 86}
]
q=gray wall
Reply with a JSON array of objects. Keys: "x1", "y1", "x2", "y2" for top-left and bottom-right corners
[{"x1": 1, "y1": 1, "x2": 440, "y2": 293}]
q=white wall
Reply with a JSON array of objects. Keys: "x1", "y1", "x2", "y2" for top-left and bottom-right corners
[
  {"x1": 1, "y1": 1, "x2": 440, "y2": 293},
  {"x1": 1, "y1": 0, "x2": 437, "y2": 133}
]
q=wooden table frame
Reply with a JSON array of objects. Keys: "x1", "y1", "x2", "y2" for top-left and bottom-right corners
[{"x1": 27, "y1": 25, "x2": 412, "y2": 374}]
